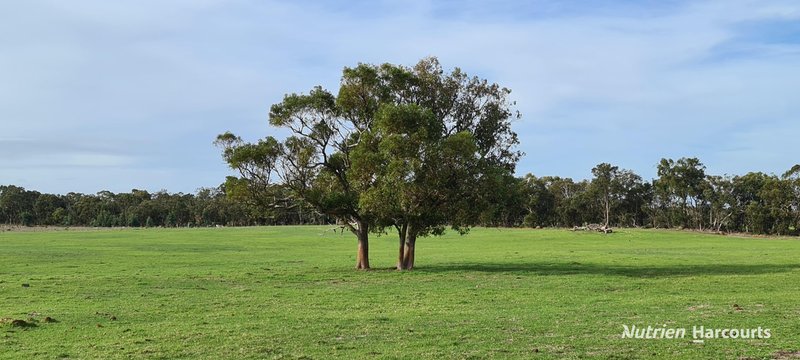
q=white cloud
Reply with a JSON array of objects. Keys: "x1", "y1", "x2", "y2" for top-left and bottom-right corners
[{"x1": 1, "y1": 0, "x2": 799, "y2": 193}]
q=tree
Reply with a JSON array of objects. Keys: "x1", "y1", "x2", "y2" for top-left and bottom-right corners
[
  {"x1": 704, "y1": 175, "x2": 736, "y2": 232},
  {"x1": 354, "y1": 104, "x2": 481, "y2": 269},
  {"x1": 520, "y1": 174, "x2": 555, "y2": 227},
  {"x1": 0, "y1": 185, "x2": 38, "y2": 224},
  {"x1": 655, "y1": 158, "x2": 706, "y2": 229},
  {"x1": 588, "y1": 164, "x2": 648, "y2": 228},
  {"x1": 539, "y1": 177, "x2": 590, "y2": 227},
  {"x1": 216, "y1": 57, "x2": 520, "y2": 269},
  {"x1": 614, "y1": 171, "x2": 651, "y2": 227},
  {"x1": 216, "y1": 68, "x2": 386, "y2": 269},
  {"x1": 33, "y1": 194, "x2": 65, "y2": 225},
  {"x1": 782, "y1": 165, "x2": 800, "y2": 234},
  {"x1": 759, "y1": 176, "x2": 794, "y2": 235},
  {"x1": 590, "y1": 163, "x2": 621, "y2": 227},
  {"x1": 354, "y1": 59, "x2": 521, "y2": 269}
]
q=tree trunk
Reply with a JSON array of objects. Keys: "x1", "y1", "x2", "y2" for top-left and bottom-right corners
[
  {"x1": 401, "y1": 229, "x2": 417, "y2": 270},
  {"x1": 354, "y1": 222, "x2": 370, "y2": 270},
  {"x1": 396, "y1": 223, "x2": 407, "y2": 270}
]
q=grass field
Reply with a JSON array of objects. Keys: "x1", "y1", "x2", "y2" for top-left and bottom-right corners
[{"x1": 1, "y1": 227, "x2": 799, "y2": 359}]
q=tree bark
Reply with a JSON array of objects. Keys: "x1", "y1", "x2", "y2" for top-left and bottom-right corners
[
  {"x1": 401, "y1": 228, "x2": 417, "y2": 270},
  {"x1": 354, "y1": 221, "x2": 370, "y2": 270},
  {"x1": 396, "y1": 223, "x2": 407, "y2": 270}
]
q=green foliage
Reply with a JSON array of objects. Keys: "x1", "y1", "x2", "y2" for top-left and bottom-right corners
[
  {"x1": 654, "y1": 157, "x2": 707, "y2": 228},
  {"x1": 19, "y1": 211, "x2": 34, "y2": 226},
  {"x1": 520, "y1": 175, "x2": 555, "y2": 227},
  {"x1": 0, "y1": 185, "x2": 320, "y2": 228},
  {"x1": 461, "y1": 160, "x2": 797, "y2": 236},
  {"x1": 215, "y1": 57, "x2": 522, "y2": 258},
  {"x1": 269, "y1": 87, "x2": 337, "y2": 128},
  {"x1": 0, "y1": 185, "x2": 39, "y2": 224},
  {"x1": 356, "y1": 103, "x2": 481, "y2": 238},
  {"x1": 2, "y1": 158, "x2": 797, "y2": 236},
  {"x1": 587, "y1": 163, "x2": 649, "y2": 227},
  {"x1": 91, "y1": 210, "x2": 116, "y2": 227}
]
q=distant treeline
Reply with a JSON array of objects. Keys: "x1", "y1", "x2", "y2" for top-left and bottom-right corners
[
  {"x1": 2, "y1": 158, "x2": 799, "y2": 235},
  {"x1": 0, "y1": 185, "x2": 329, "y2": 228},
  {"x1": 482, "y1": 159, "x2": 800, "y2": 236}
]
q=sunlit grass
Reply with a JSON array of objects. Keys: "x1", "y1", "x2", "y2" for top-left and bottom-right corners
[{"x1": 1, "y1": 227, "x2": 799, "y2": 359}]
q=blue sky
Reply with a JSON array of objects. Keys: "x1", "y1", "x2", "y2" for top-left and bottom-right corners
[{"x1": 1, "y1": 0, "x2": 799, "y2": 194}]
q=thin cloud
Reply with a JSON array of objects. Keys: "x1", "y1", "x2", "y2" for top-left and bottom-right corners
[{"x1": 0, "y1": 0, "x2": 798, "y2": 193}]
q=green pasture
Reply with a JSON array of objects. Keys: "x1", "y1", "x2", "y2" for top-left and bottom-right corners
[{"x1": 1, "y1": 227, "x2": 799, "y2": 359}]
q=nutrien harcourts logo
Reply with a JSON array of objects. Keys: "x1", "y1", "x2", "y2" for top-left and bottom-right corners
[{"x1": 622, "y1": 324, "x2": 772, "y2": 340}]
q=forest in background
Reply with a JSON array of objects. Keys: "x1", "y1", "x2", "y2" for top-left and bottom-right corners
[
  {"x1": 2, "y1": 158, "x2": 798, "y2": 236},
  {"x1": 0, "y1": 182, "x2": 327, "y2": 228}
]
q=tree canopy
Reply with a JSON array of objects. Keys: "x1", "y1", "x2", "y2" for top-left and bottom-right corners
[{"x1": 216, "y1": 57, "x2": 521, "y2": 269}]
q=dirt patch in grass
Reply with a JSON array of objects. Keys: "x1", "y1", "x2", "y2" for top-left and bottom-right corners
[
  {"x1": 773, "y1": 350, "x2": 800, "y2": 360},
  {"x1": 1, "y1": 318, "x2": 37, "y2": 328}
]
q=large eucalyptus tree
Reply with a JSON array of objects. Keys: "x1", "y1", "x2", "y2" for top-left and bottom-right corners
[{"x1": 216, "y1": 57, "x2": 520, "y2": 269}]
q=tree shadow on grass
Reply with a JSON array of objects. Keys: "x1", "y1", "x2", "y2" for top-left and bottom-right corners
[{"x1": 418, "y1": 262, "x2": 800, "y2": 277}]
